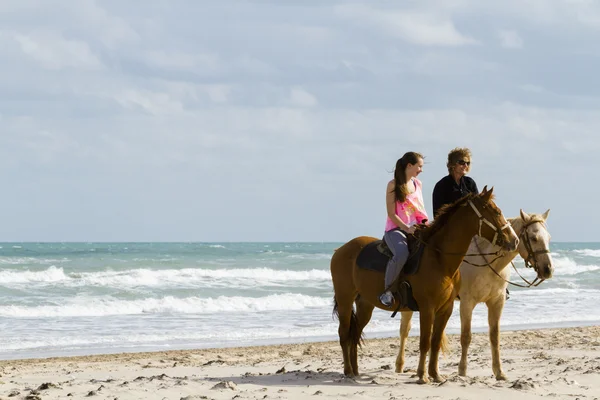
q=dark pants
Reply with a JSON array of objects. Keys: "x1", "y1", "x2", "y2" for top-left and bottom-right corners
[{"x1": 383, "y1": 229, "x2": 409, "y2": 290}]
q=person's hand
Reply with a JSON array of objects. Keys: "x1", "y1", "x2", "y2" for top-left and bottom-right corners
[{"x1": 406, "y1": 225, "x2": 417, "y2": 235}]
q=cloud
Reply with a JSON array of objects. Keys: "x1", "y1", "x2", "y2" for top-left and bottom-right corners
[
  {"x1": 14, "y1": 31, "x2": 103, "y2": 70},
  {"x1": 113, "y1": 89, "x2": 184, "y2": 116},
  {"x1": 0, "y1": 0, "x2": 598, "y2": 241},
  {"x1": 143, "y1": 50, "x2": 220, "y2": 72},
  {"x1": 203, "y1": 85, "x2": 231, "y2": 104},
  {"x1": 334, "y1": 4, "x2": 478, "y2": 46},
  {"x1": 498, "y1": 29, "x2": 524, "y2": 49},
  {"x1": 289, "y1": 87, "x2": 318, "y2": 107}
]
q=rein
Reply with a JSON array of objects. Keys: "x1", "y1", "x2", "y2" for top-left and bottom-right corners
[
  {"x1": 468, "y1": 200, "x2": 512, "y2": 248},
  {"x1": 469, "y1": 218, "x2": 549, "y2": 288},
  {"x1": 520, "y1": 219, "x2": 551, "y2": 270},
  {"x1": 413, "y1": 200, "x2": 510, "y2": 259}
]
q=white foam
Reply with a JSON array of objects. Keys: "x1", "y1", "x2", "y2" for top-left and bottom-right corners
[
  {"x1": 0, "y1": 257, "x2": 69, "y2": 265},
  {"x1": 514, "y1": 287, "x2": 600, "y2": 295},
  {"x1": 0, "y1": 323, "x2": 342, "y2": 353},
  {"x1": 552, "y1": 257, "x2": 600, "y2": 275},
  {"x1": 0, "y1": 293, "x2": 332, "y2": 318},
  {"x1": 573, "y1": 249, "x2": 600, "y2": 257},
  {"x1": 0, "y1": 266, "x2": 69, "y2": 283},
  {"x1": 77, "y1": 267, "x2": 330, "y2": 288},
  {"x1": 0, "y1": 266, "x2": 331, "y2": 288},
  {"x1": 286, "y1": 254, "x2": 333, "y2": 260}
]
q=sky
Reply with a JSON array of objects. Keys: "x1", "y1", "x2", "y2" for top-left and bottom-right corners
[{"x1": 0, "y1": 0, "x2": 597, "y2": 242}]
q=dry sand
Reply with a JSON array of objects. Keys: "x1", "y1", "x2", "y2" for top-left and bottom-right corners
[{"x1": 1, "y1": 325, "x2": 599, "y2": 400}]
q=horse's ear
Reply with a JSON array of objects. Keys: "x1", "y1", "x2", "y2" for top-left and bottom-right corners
[
  {"x1": 481, "y1": 186, "x2": 493, "y2": 203},
  {"x1": 520, "y1": 209, "x2": 530, "y2": 221},
  {"x1": 541, "y1": 209, "x2": 550, "y2": 220}
]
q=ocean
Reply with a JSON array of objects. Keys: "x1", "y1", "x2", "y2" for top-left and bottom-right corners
[{"x1": 0, "y1": 242, "x2": 599, "y2": 360}]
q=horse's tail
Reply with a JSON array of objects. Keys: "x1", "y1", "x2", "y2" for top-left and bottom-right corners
[
  {"x1": 332, "y1": 296, "x2": 363, "y2": 349},
  {"x1": 440, "y1": 331, "x2": 450, "y2": 356},
  {"x1": 332, "y1": 297, "x2": 339, "y2": 320}
]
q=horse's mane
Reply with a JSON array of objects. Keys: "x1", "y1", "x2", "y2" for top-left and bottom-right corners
[
  {"x1": 507, "y1": 213, "x2": 546, "y2": 234},
  {"x1": 417, "y1": 192, "x2": 484, "y2": 242},
  {"x1": 507, "y1": 216, "x2": 521, "y2": 233}
]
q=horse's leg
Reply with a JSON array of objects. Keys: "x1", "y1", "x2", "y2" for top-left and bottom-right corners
[
  {"x1": 351, "y1": 297, "x2": 375, "y2": 376},
  {"x1": 416, "y1": 309, "x2": 434, "y2": 384},
  {"x1": 487, "y1": 295, "x2": 507, "y2": 380},
  {"x1": 458, "y1": 299, "x2": 476, "y2": 377},
  {"x1": 428, "y1": 301, "x2": 454, "y2": 383},
  {"x1": 395, "y1": 311, "x2": 413, "y2": 373},
  {"x1": 335, "y1": 296, "x2": 357, "y2": 377}
]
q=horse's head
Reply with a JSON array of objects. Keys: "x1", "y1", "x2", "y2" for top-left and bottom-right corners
[
  {"x1": 514, "y1": 209, "x2": 554, "y2": 280},
  {"x1": 468, "y1": 186, "x2": 519, "y2": 252}
]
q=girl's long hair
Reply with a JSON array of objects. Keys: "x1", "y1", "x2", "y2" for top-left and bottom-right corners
[{"x1": 392, "y1": 151, "x2": 423, "y2": 203}]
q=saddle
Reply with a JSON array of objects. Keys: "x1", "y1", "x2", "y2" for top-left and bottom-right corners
[{"x1": 356, "y1": 227, "x2": 426, "y2": 312}]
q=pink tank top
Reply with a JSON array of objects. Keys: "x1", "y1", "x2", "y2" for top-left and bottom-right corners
[{"x1": 385, "y1": 178, "x2": 429, "y2": 232}]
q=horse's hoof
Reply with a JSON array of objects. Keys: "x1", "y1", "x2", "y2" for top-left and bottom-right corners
[
  {"x1": 395, "y1": 366, "x2": 404, "y2": 373},
  {"x1": 458, "y1": 368, "x2": 467, "y2": 377},
  {"x1": 433, "y1": 375, "x2": 447, "y2": 384},
  {"x1": 495, "y1": 372, "x2": 507, "y2": 381},
  {"x1": 417, "y1": 376, "x2": 430, "y2": 385}
]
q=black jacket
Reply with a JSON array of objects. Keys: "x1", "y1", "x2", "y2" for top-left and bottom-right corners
[{"x1": 432, "y1": 175, "x2": 479, "y2": 218}]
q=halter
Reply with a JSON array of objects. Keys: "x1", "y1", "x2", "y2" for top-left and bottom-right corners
[
  {"x1": 505, "y1": 218, "x2": 551, "y2": 287},
  {"x1": 519, "y1": 219, "x2": 551, "y2": 272},
  {"x1": 414, "y1": 198, "x2": 513, "y2": 259},
  {"x1": 468, "y1": 217, "x2": 551, "y2": 288},
  {"x1": 468, "y1": 200, "x2": 513, "y2": 248}
]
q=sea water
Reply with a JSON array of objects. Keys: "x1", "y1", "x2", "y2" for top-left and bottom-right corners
[{"x1": 0, "y1": 242, "x2": 598, "y2": 360}]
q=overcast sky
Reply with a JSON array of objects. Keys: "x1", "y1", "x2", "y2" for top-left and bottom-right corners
[{"x1": 0, "y1": 1, "x2": 597, "y2": 242}]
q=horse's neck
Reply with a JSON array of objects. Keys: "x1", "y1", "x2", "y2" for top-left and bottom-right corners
[
  {"x1": 430, "y1": 214, "x2": 478, "y2": 276},
  {"x1": 466, "y1": 235, "x2": 519, "y2": 273}
]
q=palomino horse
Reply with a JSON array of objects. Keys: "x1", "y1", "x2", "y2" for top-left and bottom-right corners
[
  {"x1": 330, "y1": 187, "x2": 519, "y2": 384},
  {"x1": 395, "y1": 209, "x2": 553, "y2": 380}
]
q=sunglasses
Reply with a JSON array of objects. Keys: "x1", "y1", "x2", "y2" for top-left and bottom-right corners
[{"x1": 457, "y1": 160, "x2": 471, "y2": 166}]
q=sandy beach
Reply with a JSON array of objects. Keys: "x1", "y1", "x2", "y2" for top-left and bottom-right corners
[{"x1": 0, "y1": 326, "x2": 598, "y2": 400}]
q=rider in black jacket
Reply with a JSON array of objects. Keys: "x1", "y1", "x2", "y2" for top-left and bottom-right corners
[
  {"x1": 432, "y1": 147, "x2": 478, "y2": 218},
  {"x1": 432, "y1": 147, "x2": 510, "y2": 300}
]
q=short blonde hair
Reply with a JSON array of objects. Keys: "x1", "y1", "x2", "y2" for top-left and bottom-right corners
[{"x1": 446, "y1": 147, "x2": 472, "y2": 173}]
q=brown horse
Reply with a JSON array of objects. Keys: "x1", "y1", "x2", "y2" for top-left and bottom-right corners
[
  {"x1": 395, "y1": 209, "x2": 554, "y2": 380},
  {"x1": 330, "y1": 187, "x2": 519, "y2": 384}
]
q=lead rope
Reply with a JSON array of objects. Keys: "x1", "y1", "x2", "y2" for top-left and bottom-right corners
[
  {"x1": 468, "y1": 200, "x2": 511, "y2": 247},
  {"x1": 467, "y1": 226, "x2": 546, "y2": 288}
]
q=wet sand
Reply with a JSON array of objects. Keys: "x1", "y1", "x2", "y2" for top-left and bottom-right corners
[{"x1": 1, "y1": 325, "x2": 599, "y2": 399}]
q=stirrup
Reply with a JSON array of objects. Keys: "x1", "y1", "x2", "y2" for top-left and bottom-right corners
[{"x1": 390, "y1": 282, "x2": 410, "y2": 318}]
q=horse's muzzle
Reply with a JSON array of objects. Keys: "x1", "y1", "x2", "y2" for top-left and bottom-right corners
[
  {"x1": 539, "y1": 263, "x2": 553, "y2": 279},
  {"x1": 504, "y1": 237, "x2": 519, "y2": 252}
]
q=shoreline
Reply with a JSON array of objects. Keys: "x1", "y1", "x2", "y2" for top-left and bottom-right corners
[
  {"x1": 4, "y1": 319, "x2": 600, "y2": 363},
  {"x1": 1, "y1": 325, "x2": 599, "y2": 399}
]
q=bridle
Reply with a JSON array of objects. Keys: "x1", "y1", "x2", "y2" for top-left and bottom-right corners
[
  {"x1": 470, "y1": 217, "x2": 551, "y2": 288},
  {"x1": 508, "y1": 218, "x2": 551, "y2": 287},
  {"x1": 414, "y1": 198, "x2": 514, "y2": 260},
  {"x1": 519, "y1": 219, "x2": 551, "y2": 272},
  {"x1": 468, "y1": 200, "x2": 513, "y2": 248}
]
